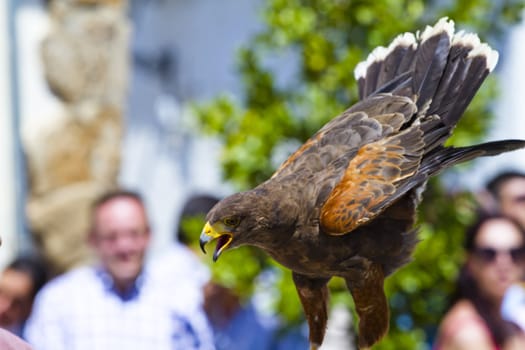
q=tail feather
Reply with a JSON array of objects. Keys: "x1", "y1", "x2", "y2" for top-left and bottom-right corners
[
  {"x1": 356, "y1": 33, "x2": 417, "y2": 99},
  {"x1": 439, "y1": 55, "x2": 491, "y2": 125},
  {"x1": 362, "y1": 58, "x2": 382, "y2": 100},
  {"x1": 425, "y1": 42, "x2": 471, "y2": 122},
  {"x1": 354, "y1": 17, "x2": 498, "y2": 131},
  {"x1": 428, "y1": 50, "x2": 492, "y2": 126},
  {"x1": 376, "y1": 36, "x2": 417, "y2": 92},
  {"x1": 412, "y1": 21, "x2": 452, "y2": 111}
]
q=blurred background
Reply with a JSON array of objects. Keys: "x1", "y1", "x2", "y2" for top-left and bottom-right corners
[{"x1": 1, "y1": 0, "x2": 525, "y2": 348}]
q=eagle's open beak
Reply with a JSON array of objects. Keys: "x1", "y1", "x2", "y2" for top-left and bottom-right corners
[{"x1": 199, "y1": 222, "x2": 233, "y2": 262}]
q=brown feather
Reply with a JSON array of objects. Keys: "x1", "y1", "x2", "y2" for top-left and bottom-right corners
[
  {"x1": 320, "y1": 125, "x2": 424, "y2": 234},
  {"x1": 346, "y1": 263, "x2": 389, "y2": 349}
]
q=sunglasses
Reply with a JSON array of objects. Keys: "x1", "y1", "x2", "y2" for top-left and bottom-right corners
[
  {"x1": 472, "y1": 246, "x2": 525, "y2": 264},
  {"x1": 510, "y1": 195, "x2": 525, "y2": 204}
]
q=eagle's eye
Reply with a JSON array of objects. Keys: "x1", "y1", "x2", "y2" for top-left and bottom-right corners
[{"x1": 223, "y1": 217, "x2": 240, "y2": 227}]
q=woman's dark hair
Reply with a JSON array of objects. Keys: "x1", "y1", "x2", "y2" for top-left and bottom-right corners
[
  {"x1": 452, "y1": 213, "x2": 525, "y2": 346},
  {"x1": 7, "y1": 255, "x2": 49, "y2": 298},
  {"x1": 464, "y1": 213, "x2": 525, "y2": 252}
]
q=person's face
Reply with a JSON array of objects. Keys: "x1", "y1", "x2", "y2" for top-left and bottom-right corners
[
  {"x1": 468, "y1": 218, "x2": 525, "y2": 302},
  {"x1": 90, "y1": 197, "x2": 150, "y2": 290},
  {"x1": 498, "y1": 178, "x2": 525, "y2": 228},
  {"x1": 0, "y1": 269, "x2": 34, "y2": 330}
]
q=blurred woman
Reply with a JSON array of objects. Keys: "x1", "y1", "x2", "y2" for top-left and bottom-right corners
[
  {"x1": 435, "y1": 214, "x2": 525, "y2": 349},
  {"x1": 0, "y1": 256, "x2": 47, "y2": 337}
]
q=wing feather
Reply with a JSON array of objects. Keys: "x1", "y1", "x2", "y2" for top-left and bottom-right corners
[
  {"x1": 272, "y1": 95, "x2": 418, "y2": 179},
  {"x1": 320, "y1": 126, "x2": 425, "y2": 235}
]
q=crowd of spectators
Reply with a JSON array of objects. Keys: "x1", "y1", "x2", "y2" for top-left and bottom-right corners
[{"x1": 2, "y1": 171, "x2": 525, "y2": 349}]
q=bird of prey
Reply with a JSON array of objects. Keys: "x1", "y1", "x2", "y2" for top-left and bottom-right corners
[{"x1": 199, "y1": 18, "x2": 525, "y2": 349}]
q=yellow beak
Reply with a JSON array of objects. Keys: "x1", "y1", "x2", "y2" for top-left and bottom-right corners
[{"x1": 199, "y1": 222, "x2": 233, "y2": 261}]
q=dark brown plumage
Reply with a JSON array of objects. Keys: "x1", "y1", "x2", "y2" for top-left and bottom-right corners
[{"x1": 199, "y1": 18, "x2": 525, "y2": 349}]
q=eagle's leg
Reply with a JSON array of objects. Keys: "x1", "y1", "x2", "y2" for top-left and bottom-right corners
[
  {"x1": 292, "y1": 272, "x2": 331, "y2": 350},
  {"x1": 345, "y1": 262, "x2": 388, "y2": 349}
]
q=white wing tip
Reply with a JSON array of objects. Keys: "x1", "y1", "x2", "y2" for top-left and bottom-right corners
[
  {"x1": 452, "y1": 28, "x2": 499, "y2": 72},
  {"x1": 354, "y1": 33, "x2": 416, "y2": 80},
  {"x1": 419, "y1": 17, "x2": 455, "y2": 42},
  {"x1": 354, "y1": 17, "x2": 498, "y2": 79},
  {"x1": 354, "y1": 61, "x2": 367, "y2": 80},
  {"x1": 469, "y1": 44, "x2": 499, "y2": 71},
  {"x1": 353, "y1": 46, "x2": 387, "y2": 80}
]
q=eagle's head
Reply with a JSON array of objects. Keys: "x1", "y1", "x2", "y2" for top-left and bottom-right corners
[
  {"x1": 199, "y1": 186, "x2": 299, "y2": 261},
  {"x1": 199, "y1": 191, "x2": 267, "y2": 261}
]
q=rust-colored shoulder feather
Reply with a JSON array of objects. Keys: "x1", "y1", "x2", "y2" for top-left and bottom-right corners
[{"x1": 320, "y1": 124, "x2": 425, "y2": 234}]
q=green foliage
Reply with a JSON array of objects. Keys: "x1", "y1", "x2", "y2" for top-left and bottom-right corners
[{"x1": 193, "y1": 0, "x2": 525, "y2": 348}]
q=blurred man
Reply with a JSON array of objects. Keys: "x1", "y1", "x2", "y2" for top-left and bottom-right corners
[
  {"x1": 24, "y1": 190, "x2": 214, "y2": 350},
  {"x1": 0, "y1": 256, "x2": 47, "y2": 337}
]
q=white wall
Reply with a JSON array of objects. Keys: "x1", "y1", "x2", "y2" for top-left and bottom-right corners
[
  {"x1": 0, "y1": 0, "x2": 17, "y2": 268},
  {"x1": 16, "y1": 1, "x2": 64, "y2": 151}
]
